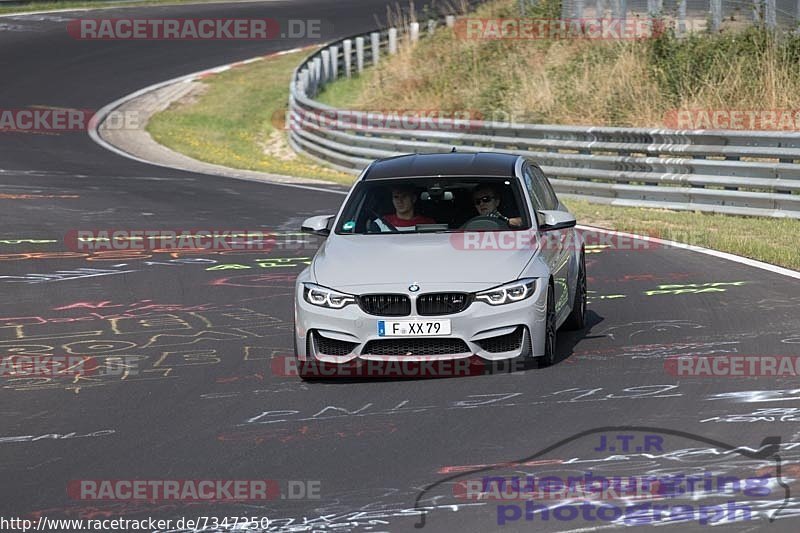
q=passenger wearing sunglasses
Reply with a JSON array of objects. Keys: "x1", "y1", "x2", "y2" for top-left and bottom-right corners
[{"x1": 471, "y1": 185, "x2": 523, "y2": 227}]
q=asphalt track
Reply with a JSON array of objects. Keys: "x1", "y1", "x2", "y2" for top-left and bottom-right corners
[{"x1": 0, "y1": 2, "x2": 799, "y2": 532}]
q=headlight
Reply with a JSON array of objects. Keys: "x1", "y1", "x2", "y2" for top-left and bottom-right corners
[
  {"x1": 475, "y1": 278, "x2": 537, "y2": 306},
  {"x1": 303, "y1": 283, "x2": 356, "y2": 309}
]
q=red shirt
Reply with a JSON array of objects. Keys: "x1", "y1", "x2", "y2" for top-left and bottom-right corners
[{"x1": 384, "y1": 214, "x2": 435, "y2": 227}]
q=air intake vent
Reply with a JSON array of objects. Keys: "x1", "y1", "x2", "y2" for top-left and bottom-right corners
[{"x1": 362, "y1": 338, "x2": 470, "y2": 356}]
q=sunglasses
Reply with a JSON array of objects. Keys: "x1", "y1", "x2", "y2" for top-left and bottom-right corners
[{"x1": 473, "y1": 195, "x2": 496, "y2": 205}]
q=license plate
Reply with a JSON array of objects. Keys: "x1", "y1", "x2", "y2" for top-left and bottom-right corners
[{"x1": 378, "y1": 320, "x2": 451, "y2": 337}]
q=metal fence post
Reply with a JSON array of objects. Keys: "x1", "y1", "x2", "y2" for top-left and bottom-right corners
[
  {"x1": 343, "y1": 39, "x2": 352, "y2": 78},
  {"x1": 765, "y1": 0, "x2": 776, "y2": 27},
  {"x1": 370, "y1": 32, "x2": 380, "y2": 66},
  {"x1": 562, "y1": 0, "x2": 572, "y2": 19},
  {"x1": 710, "y1": 0, "x2": 722, "y2": 31},
  {"x1": 648, "y1": 0, "x2": 663, "y2": 15},
  {"x1": 299, "y1": 69, "x2": 309, "y2": 96},
  {"x1": 312, "y1": 57, "x2": 323, "y2": 91},
  {"x1": 409, "y1": 21, "x2": 420, "y2": 43},
  {"x1": 320, "y1": 50, "x2": 330, "y2": 82},
  {"x1": 614, "y1": 0, "x2": 627, "y2": 24},
  {"x1": 388, "y1": 27, "x2": 398, "y2": 54},
  {"x1": 329, "y1": 45, "x2": 339, "y2": 79},
  {"x1": 355, "y1": 36, "x2": 365, "y2": 74},
  {"x1": 678, "y1": 0, "x2": 687, "y2": 35},
  {"x1": 310, "y1": 63, "x2": 320, "y2": 96},
  {"x1": 796, "y1": 0, "x2": 800, "y2": 32}
]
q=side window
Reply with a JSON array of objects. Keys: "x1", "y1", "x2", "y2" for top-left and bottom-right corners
[
  {"x1": 523, "y1": 167, "x2": 545, "y2": 211},
  {"x1": 529, "y1": 166, "x2": 558, "y2": 210}
]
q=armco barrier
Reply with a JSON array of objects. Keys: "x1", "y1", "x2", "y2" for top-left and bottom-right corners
[{"x1": 287, "y1": 21, "x2": 800, "y2": 218}]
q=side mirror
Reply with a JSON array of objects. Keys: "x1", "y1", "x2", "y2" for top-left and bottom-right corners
[
  {"x1": 538, "y1": 210, "x2": 576, "y2": 231},
  {"x1": 301, "y1": 215, "x2": 335, "y2": 237}
]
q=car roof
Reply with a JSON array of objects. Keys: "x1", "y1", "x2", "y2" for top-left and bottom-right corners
[{"x1": 361, "y1": 152, "x2": 520, "y2": 181}]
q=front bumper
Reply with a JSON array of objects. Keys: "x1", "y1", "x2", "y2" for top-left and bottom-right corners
[{"x1": 294, "y1": 280, "x2": 548, "y2": 363}]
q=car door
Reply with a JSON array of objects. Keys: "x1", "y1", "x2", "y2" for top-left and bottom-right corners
[{"x1": 524, "y1": 164, "x2": 572, "y2": 316}]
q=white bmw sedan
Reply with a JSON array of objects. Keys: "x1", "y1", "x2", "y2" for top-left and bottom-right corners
[{"x1": 293, "y1": 152, "x2": 586, "y2": 379}]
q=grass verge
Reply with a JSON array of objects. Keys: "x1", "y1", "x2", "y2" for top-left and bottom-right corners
[
  {"x1": 147, "y1": 48, "x2": 353, "y2": 184},
  {"x1": 341, "y1": 0, "x2": 800, "y2": 127},
  {"x1": 565, "y1": 199, "x2": 800, "y2": 270}
]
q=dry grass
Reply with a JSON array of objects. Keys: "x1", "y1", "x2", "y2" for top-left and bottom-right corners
[{"x1": 342, "y1": 0, "x2": 800, "y2": 127}]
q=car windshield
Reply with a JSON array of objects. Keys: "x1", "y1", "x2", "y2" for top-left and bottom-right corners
[{"x1": 335, "y1": 177, "x2": 531, "y2": 234}]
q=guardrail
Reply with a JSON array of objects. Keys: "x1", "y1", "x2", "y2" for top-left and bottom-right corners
[{"x1": 287, "y1": 20, "x2": 800, "y2": 218}]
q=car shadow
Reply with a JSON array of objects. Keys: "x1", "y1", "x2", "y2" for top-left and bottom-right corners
[{"x1": 480, "y1": 309, "x2": 604, "y2": 374}]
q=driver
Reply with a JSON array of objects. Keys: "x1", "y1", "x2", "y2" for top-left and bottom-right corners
[
  {"x1": 374, "y1": 185, "x2": 435, "y2": 231},
  {"x1": 472, "y1": 185, "x2": 523, "y2": 227}
]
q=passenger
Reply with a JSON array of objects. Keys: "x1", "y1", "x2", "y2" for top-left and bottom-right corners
[
  {"x1": 375, "y1": 186, "x2": 435, "y2": 231},
  {"x1": 472, "y1": 185, "x2": 523, "y2": 227}
]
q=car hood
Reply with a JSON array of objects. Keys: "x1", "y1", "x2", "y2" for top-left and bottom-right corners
[{"x1": 312, "y1": 232, "x2": 536, "y2": 289}]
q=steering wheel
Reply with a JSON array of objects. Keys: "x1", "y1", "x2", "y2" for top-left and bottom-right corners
[
  {"x1": 460, "y1": 215, "x2": 510, "y2": 231},
  {"x1": 366, "y1": 207, "x2": 399, "y2": 233}
]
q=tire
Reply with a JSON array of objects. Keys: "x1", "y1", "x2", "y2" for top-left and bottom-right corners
[
  {"x1": 562, "y1": 251, "x2": 587, "y2": 331},
  {"x1": 538, "y1": 283, "x2": 558, "y2": 367}
]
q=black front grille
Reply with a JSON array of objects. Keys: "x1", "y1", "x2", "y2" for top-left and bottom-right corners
[
  {"x1": 476, "y1": 327, "x2": 524, "y2": 353},
  {"x1": 359, "y1": 294, "x2": 411, "y2": 316},
  {"x1": 314, "y1": 332, "x2": 358, "y2": 356},
  {"x1": 416, "y1": 292, "x2": 473, "y2": 315},
  {"x1": 362, "y1": 338, "x2": 471, "y2": 356}
]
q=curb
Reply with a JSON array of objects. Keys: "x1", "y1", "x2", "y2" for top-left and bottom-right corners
[{"x1": 88, "y1": 44, "x2": 349, "y2": 195}]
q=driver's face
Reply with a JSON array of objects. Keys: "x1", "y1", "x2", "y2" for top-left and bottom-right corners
[
  {"x1": 392, "y1": 190, "x2": 414, "y2": 216},
  {"x1": 473, "y1": 190, "x2": 499, "y2": 216}
]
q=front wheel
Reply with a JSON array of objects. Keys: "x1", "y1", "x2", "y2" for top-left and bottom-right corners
[{"x1": 562, "y1": 251, "x2": 586, "y2": 331}]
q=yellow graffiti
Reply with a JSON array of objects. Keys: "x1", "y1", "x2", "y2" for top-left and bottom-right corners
[
  {"x1": 645, "y1": 281, "x2": 747, "y2": 296},
  {"x1": 0, "y1": 239, "x2": 58, "y2": 245},
  {"x1": 206, "y1": 264, "x2": 252, "y2": 270},
  {"x1": 585, "y1": 245, "x2": 610, "y2": 254}
]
